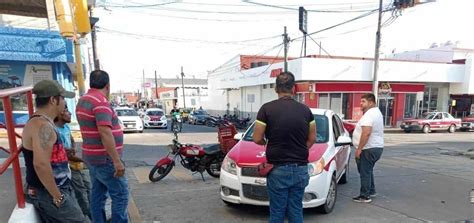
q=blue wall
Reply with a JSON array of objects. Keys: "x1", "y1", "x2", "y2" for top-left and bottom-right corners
[{"x1": 0, "y1": 27, "x2": 76, "y2": 125}]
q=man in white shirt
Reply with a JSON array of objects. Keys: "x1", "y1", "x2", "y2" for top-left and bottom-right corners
[{"x1": 352, "y1": 93, "x2": 384, "y2": 203}]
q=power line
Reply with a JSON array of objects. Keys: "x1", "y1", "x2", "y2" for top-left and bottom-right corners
[
  {"x1": 245, "y1": 45, "x2": 284, "y2": 78},
  {"x1": 242, "y1": 1, "x2": 381, "y2": 13},
  {"x1": 97, "y1": 0, "x2": 177, "y2": 8},
  {"x1": 208, "y1": 43, "x2": 284, "y2": 77},
  {"x1": 307, "y1": 35, "x2": 331, "y2": 57},
  {"x1": 97, "y1": 26, "x2": 280, "y2": 45},
  {"x1": 293, "y1": 7, "x2": 395, "y2": 42},
  {"x1": 99, "y1": 8, "x2": 289, "y2": 22}
]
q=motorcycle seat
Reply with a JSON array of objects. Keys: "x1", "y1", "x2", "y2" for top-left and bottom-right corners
[{"x1": 204, "y1": 144, "x2": 221, "y2": 155}]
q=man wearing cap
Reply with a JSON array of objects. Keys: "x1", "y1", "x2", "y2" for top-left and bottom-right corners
[
  {"x1": 22, "y1": 80, "x2": 89, "y2": 222},
  {"x1": 76, "y1": 70, "x2": 128, "y2": 223}
]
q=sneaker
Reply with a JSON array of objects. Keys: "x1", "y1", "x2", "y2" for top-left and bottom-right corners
[
  {"x1": 369, "y1": 193, "x2": 377, "y2": 198},
  {"x1": 352, "y1": 196, "x2": 372, "y2": 203}
]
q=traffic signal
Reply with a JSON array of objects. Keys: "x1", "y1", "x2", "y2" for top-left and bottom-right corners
[
  {"x1": 72, "y1": 0, "x2": 91, "y2": 36},
  {"x1": 54, "y1": 0, "x2": 74, "y2": 37}
]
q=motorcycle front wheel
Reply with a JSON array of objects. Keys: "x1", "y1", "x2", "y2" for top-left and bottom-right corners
[{"x1": 149, "y1": 163, "x2": 174, "y2": 182}]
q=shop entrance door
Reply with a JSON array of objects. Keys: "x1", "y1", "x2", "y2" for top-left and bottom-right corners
[{"x1": 378, "y1": 96, "x2": 394, "y2": 126}]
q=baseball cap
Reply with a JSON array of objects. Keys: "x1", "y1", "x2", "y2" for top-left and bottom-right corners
[{"x1": 32, "y1": 80, "x2": 75, "y2": 98}]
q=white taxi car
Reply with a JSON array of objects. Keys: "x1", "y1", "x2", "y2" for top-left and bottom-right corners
[
  {"x1": 115, "y1": 107, "x2": 144, "y2": 133},
  {"x1": 143, "y1": 108, "x2": 167, "y2": 129},
  {"x1": 220, "y1": 109, "x2": 352, "y2": 213}
]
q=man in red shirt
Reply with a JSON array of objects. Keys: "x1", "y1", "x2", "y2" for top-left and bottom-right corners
[{"x1": 76, "y1": 70, "x2": 128, "y2": 223}]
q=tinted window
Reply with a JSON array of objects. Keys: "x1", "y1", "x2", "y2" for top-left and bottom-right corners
[
  {"x1": 194, "y1": 111, "x2": 208, "y2": 115},
  {"x1": 243, "y1": 114, "x2": 329, "y2": 143},
  {"x1": 423, "y1": 113, "x2": 436, "y2": 119},
  {"x1": 332, "y1": 116, "x2": 341, "y2": 142},
  {"x1": 147, "y1": 110, "x2": 163, "y2": 116},
  {"x1": 116, "y1": 109, "x2": 139, "y2": 116}
]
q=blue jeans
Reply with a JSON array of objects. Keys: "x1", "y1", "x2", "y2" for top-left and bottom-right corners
[
  {"x1": 71, "y1": 169, "x2": 91, "y2": 219},
  {"x1": 267, "y1": 164, "x2": 309, "y2": 223},
  {"x1": 356, "y1": 147, "x2": 383, "y2": 198},
  {"x1": 88, "y1": 161, "x2": 129, "y2": 223},
  {"x1": 25, "y1": 182, "x2": 89, "y2": 223}
]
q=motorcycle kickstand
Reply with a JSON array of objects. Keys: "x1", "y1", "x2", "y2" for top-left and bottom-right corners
[{"x1": 191, "y1": 172, "x2": 206, "y2": 182}]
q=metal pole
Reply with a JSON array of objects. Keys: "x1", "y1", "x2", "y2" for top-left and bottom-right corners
[
  {"x1": 90, "y1": 9, "x2": 100, "y2": 70},
  {"x1": 372, "y1": 0, "x2": 383, "y2": 98},
  {"x1": 303, "y1": 34, "x2": 307, "y2": 57},
  {"x1": 181, "y1": 66, "x2": 186, "y2": 108},
  {"x1": 283, "y1": 26, "x2": 289, "y2": 72},
  {"x1": 155, "y1": 70, "x2": 159, "y2": 99},
  {"x1": 142, "y1": 69, "x2": 146, "y2": 99},
  {"x1": 3, "y1": 97, "x2": 25, "y2": 208}
]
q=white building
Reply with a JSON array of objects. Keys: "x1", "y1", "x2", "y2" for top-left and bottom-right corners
[
  {"x1": 205, "y1": 48, "x2": 473, "y2": 127},
  {"x1": 148, "y1": 77, "x2": 208, "y2": 114}
]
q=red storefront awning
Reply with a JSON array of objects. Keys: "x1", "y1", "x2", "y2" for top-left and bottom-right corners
[{"x1": 296, "y1": 82, "x2": 425, "y2": 93}]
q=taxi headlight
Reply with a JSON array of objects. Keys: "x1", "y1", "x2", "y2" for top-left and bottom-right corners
[
  {"x1": 222, "y1": 156, "x2": 237, "y2": 175},
  {"x1": 308, "y1": 158, "x2": 325, "y2": 177}
]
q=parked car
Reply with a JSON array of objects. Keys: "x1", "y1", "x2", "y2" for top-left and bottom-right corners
[
  {"x1": 400, "y1": 112, "x2": 461, "y2": 133},
  {"x1": 115, "y1": 107, "x2": 144, "y2": 133},
  {"x1": 220, "y1": 109, "x2": 352, "y2": 214},
  {"x1": 143, "y1": 108, "x2": 167, "y2": 129},
  {"x1": 188, "y1": 110, "x2": 210, "y2": 125},
  {"x1": 460, "y1": 114, "x2": 474, "y2": 132}
]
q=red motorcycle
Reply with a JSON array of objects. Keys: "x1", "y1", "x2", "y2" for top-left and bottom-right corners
[{"x1": 149, "y1": 133, "x2": 224, "y2": 182}]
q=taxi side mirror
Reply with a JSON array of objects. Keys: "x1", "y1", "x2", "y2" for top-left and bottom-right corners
[
  {"x1": 335, "y1": 135, "x2": 352, "y2": 147},
  {"x1": 234, "y1": 133, "x2": 244, "y2": 141}
]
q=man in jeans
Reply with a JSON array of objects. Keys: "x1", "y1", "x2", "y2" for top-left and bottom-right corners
[
  {"x1": 55, "y1": 105, "x2": 91, "y2": 219},
  {"x1": 253, "y1": 72, "x2": 316, "y2": 223},
  {"x1": 76, "y1": 70, "x2": 128, "y2": 222},
  {"x1": 22, "y1": 80, "x2": 88, "y2": 222},
  {"x1": 352, "y1": 93, "x2": 384, "y2": 203}
]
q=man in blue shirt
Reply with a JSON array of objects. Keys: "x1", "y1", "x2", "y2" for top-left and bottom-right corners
[{"x1": 55, "y1": 105, "x2": 91, "y2": 220}]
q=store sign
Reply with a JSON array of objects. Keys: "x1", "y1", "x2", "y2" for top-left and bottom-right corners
[
  {"x1": 247, "y1": 94, "x2": 255, "y2": 103},
  {"x1": 270, "y1": 68, "x2": 282, "y2": 78},
  {"x1": 143, "y1": 82, "x2": 151, "y2": 88},
  {"x1": 0, "y1": 63, "x2": 52, "y2": 90}
]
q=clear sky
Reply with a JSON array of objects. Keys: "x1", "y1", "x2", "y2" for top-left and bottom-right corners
[{"x1": 94, "y1": 0, "x2": 474, "y2": 93}]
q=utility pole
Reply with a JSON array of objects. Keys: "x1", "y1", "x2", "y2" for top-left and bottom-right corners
[
  {"x1": 283, "y1": 26, "x2": 290, "y2": 72},
  {"x1": 181, "y1": 66, "x2": 186, "y2": 108},
  {"x1": 90, "y1": 9, "x2": 100, "y2": 70},
  {"x1": 154, "y1": 70, "x2": 159, "y2": 99},
  {"x1": 142, "y1": 69, "x2": 146, "y2": 99},
  {"x1": 372, "y1": 0, "x2": 383, "y2": 99}
]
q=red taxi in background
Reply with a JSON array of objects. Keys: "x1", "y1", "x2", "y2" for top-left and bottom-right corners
[
  {"x1": 460, "y1": 114, "x2": 474, "y2": 132},
  {"x1": 400, "y1": 112, "x2": 461, "y2": 133}
]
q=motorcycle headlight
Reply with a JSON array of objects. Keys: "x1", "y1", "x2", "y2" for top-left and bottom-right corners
[
  {"x1": 308, "y1": 158, "x2": 325, "y2": 177},
  {"x1": 222, "y1": 156, "x2": 237, "y2": 175}
]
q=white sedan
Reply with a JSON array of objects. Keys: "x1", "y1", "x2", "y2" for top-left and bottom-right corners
[{"x1": 220, "y1": 109, "x2": 352, "y2": 213}]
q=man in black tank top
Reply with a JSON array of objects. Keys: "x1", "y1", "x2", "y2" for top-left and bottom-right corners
[
  {"x1": 253, "y1": 72, "x2": 316, "y2": 223},
  {"x1": 22, "y1": 80, "x2": 88, "y2": 222}
]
